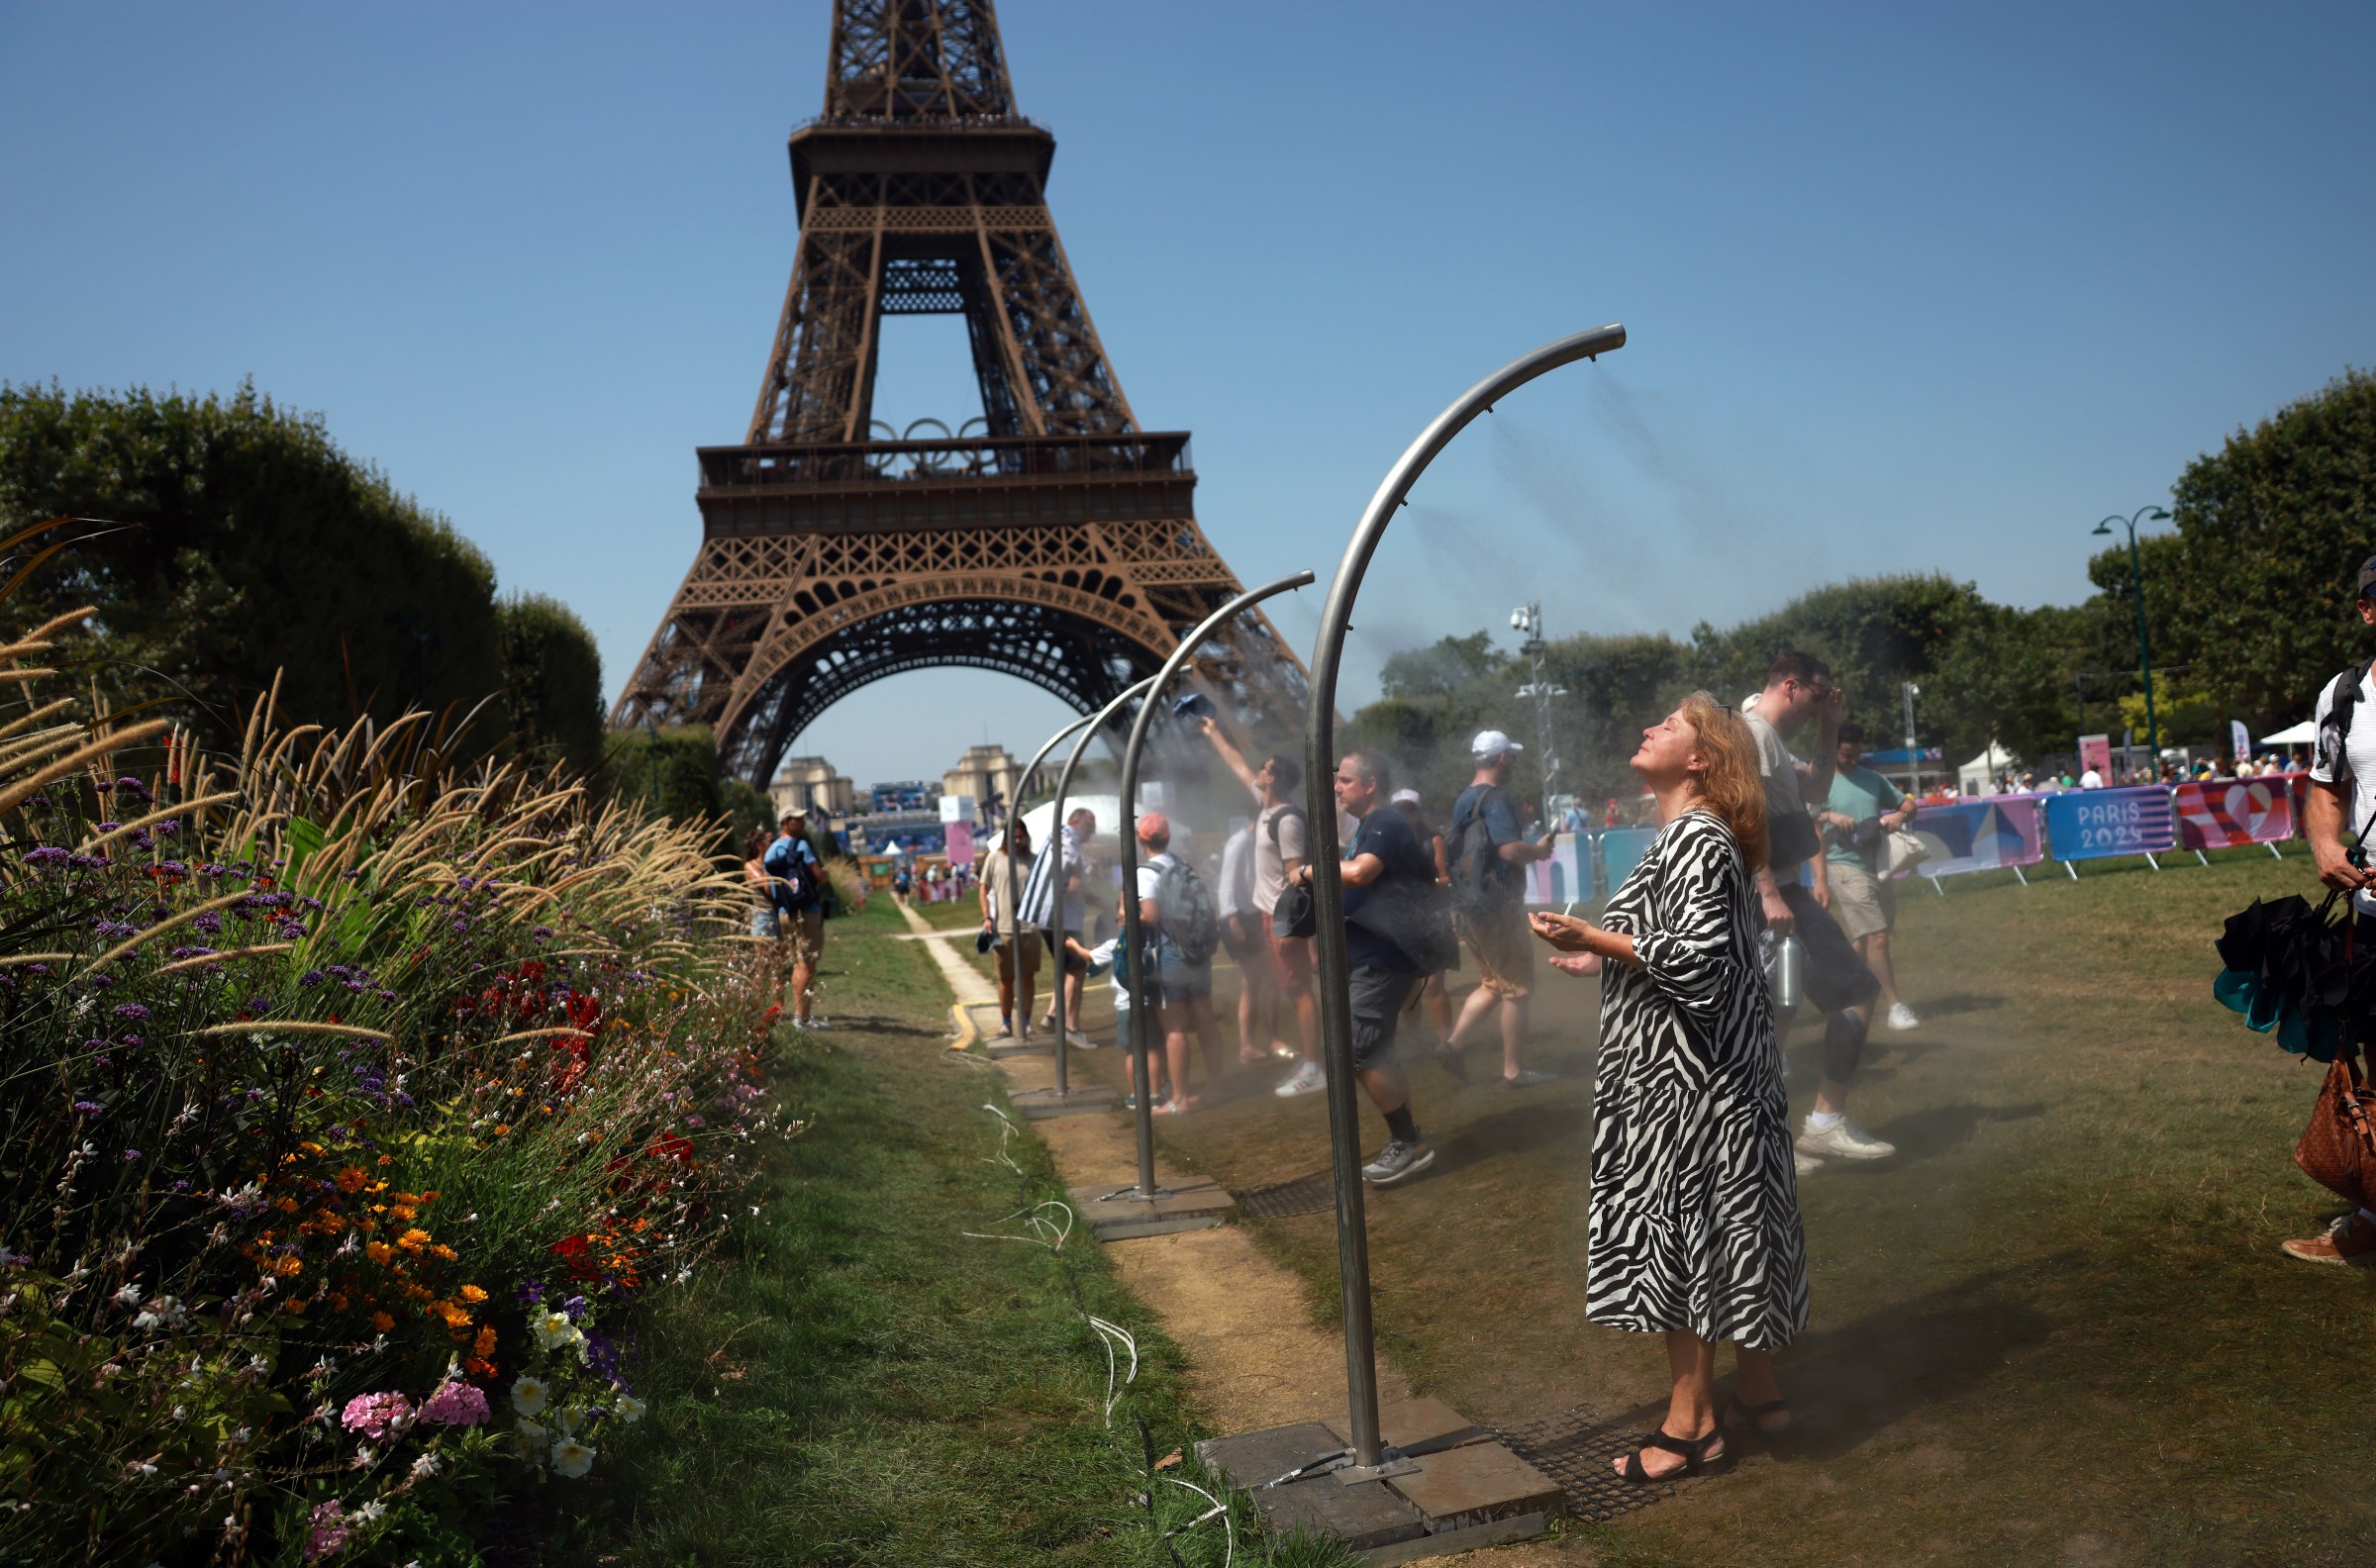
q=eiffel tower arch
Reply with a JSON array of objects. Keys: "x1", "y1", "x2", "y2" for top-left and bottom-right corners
[{"x1": 613, "y1": 0, "x2": 1306, "y2": 784}]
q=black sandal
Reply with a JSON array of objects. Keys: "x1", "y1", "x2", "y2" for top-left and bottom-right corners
[
  {"x1": 1618, "y1": 1426, "x2": 1727, "y2": 1484},
  {"x1": 1723, "y1": 1395, "x2": 1792, "y2": 1436}
]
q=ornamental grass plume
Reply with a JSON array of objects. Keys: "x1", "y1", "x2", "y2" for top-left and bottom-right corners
[{"x1": 0, "y1": 537, "x2": 796, "y2": 1563}]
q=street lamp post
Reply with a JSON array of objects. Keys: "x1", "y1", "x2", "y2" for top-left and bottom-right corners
[
  {"x1": 1509, "y1": 601, "x2": 1567, "y2": 828},
  {"x1": 2092, "y1": 505, "x2": 2171, "y2": 766},
  {"x1": 1901, "y1": 682, "x2": 1922, "y2": 796}
]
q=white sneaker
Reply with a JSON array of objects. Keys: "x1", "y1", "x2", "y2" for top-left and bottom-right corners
[
  {"x1": 1796, "y1": 1117, "x2": 1896, "y2": 1161},
  {"x1": 1274, "y1": 1061, "x2": 1327, "y2": 1098},
  {"x1": 1886, "y1": 1003, "x2": 1920, "y2": 1030},
  {"x1": 1794, "y1": 1149, "x2": 1824, "y2": 1178}
]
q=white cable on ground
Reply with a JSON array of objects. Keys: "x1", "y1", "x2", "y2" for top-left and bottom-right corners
[{"x1": 1162, "y1": 1475, "x2": 1236, "y2": 1568}]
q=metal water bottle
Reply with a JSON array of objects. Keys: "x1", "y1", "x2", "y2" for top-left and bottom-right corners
[{"x1": 1769, "y1": 933, "x2": 1804, "y2": 1013}]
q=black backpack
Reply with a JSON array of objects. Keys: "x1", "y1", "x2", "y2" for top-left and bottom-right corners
[
  {"x1": 1445, "y1": 788, "x2": 1509, "y2": 918},
  {"x1": 2321, "y1": 663, "x2": 2373, "y2": 841}
]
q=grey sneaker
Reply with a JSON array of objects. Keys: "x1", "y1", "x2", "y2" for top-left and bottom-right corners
[
  {"x1": 1796, "y1": 1117, "x2": 1895, "y2": 1160},
  {"x1": 1273, "y1": 1061, "x2": 1327, "y2": 1098},
  {"x1": 1362, "y1": 1138, "x2": 1436, "y2": 1186},
  {"x1": 1502, "y1": 1068, "x2": 1554, "y2": 1090},
  {"x1": 1886, "y1": 1003, "x2": 1920, "y2": 1030}
]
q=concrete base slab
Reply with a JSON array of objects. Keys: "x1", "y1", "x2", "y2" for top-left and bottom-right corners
[
  {"x1": 1008, "y1": 1084, "x2": 1121, "y2": 1119},
  {"x1": 1324, "y1": 1396, "x2": 1488, "y2": 1458},
  {"x1": 1202, "y1": 1413, "x2": 1556, "y2": 1563},
  {"x1": 1066, "y1": 1176, "x2": 1234, "y2": 1240},
  {"x1": 985, "y1": 1037, "x2": 1053, "y2": 1059}
]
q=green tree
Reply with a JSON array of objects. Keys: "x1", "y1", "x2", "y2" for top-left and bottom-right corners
[
  {"x1": 496, "y1": 593, "x2": 605, "y2": 774},
  {"x1": 1379, "y1": 630, "x2": 1504, "y2": 699},
  {"x1": 0, "y1": 381, "x2": 502, "y2": 737},
  {"x1": 2154, "y1": 367, "x2": 2376, "y2": 729},
  {"x1": 603, "y1": 726, "x2": 726, "y2": 829}
]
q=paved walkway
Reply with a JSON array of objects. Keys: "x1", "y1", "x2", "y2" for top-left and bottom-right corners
[{"x1": 892, "y1": 898, "x2": 997, "y2": 1007}]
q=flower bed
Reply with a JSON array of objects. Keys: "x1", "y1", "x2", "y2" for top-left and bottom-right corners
[{"x1": 0, "y1": 612, "x2": 787, "y2": 1564}]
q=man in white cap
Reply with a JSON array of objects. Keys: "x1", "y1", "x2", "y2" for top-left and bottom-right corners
[{"x1": 1440, "y1": 731, "x2": 1559, "y2": 1088}]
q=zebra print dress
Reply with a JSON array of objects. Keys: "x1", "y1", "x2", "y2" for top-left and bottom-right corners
[{"x1": 1586, "y1": 809, "x2": 1809, "y2": 1349}]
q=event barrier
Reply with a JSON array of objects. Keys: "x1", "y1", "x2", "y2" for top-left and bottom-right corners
[
  {"x1": 1598, "y1": 827, "x2": 1657, "y2": 902},
  {"x1": 1912, "y1": 796, "x2": 2046, "y2": 886},
  {"x1": 2173, "y1": 778, "x2": 2294, "y2": 860},
  {"x1": 1522, "y1": 833, "x2": 1592, "y2": 907},
  {"x1": 2039, "y1": 785, "x2": 2177, "y2": 875}
]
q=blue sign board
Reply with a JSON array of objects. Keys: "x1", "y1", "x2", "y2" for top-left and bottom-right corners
[
  {"x1": 1598, "y1": 828, "x2": 1658, "y2": 901},
  {"x1": 2041, "y1": 785, "x2": 2176, "y2": 862}
]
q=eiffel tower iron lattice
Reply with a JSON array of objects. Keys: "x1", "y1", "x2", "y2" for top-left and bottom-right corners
[{"x1": 613, "y1": 0, "x2": 1307, "y2": 785}]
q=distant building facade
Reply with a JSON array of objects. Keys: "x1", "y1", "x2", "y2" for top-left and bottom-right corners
[
  {"x1": 770, "y1": 756, "x2": 855, "y2": 821},
  {"x1": 942, "y1": 744, "x2": 1027, "y2": 826}
]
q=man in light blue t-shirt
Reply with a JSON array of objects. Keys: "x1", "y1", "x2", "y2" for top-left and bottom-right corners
[{"x1": 1815, "y1": 722, "x2": 1919, "y2": 1031}]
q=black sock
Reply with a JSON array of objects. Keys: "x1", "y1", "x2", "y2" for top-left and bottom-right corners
[{"x1": 1385, "y1": 1106, "x2": 1419, "y2": 1143}]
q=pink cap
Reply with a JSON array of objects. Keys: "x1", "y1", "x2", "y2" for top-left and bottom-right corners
[{"x1": 1135, "y1": 811, "x2": 1170, "y2": 844}]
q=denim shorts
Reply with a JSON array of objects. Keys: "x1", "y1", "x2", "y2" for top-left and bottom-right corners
[
  {"x1": 1152, "y1": 939, "x2": 1213, "y2": 1004},
  {"x1": 748, "y1": 906, "x2": 779, "y2": 939}
]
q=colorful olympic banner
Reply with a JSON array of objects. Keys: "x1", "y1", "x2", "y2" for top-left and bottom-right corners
[
  {"x1": 2174, "y1": 778, "x2": 2294, "y2": 849},
  {"x1": 1598, "y1": 828, "x2": 1657, "y2": 902},
  {"x1": 1523, "y1": 833, "x2": 1591, "y2": 907},
  {"x1": 1911, "y1": 796, "x2": 2045, "y2": 880},
  {"x1": 2041, "y1": 785, "x2": 2175, "y2": 863}
]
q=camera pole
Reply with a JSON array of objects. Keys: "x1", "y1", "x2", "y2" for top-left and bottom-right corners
[{"x1": 1305, "y1": 325, "x2": 1626, "y2": 1470}]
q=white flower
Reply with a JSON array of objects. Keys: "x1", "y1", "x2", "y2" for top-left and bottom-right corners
[
  {"x1": 530, "y1": 1310, "x2": 581, "y2": 1352},
  {"x1": 614, "y1": 1395, "x2": 645, "y2": 1424},
  {"x1": 112, "y1": 1283, "x2": 143, "y2": 1307},
  {"x1": 133, "y1": 1295, "x2": 185, "y2": 1331},
  {"x1": 354, "y1": 1500, "x2": 387, "y2": 1522},
  {"x1": 512, "y1": 1420, "x2": 549, "y2": 1459},
  {"x1": 408, "y1": 1452, "x2": 440, "y2": 1482},
  {"x1": 549, "y1": 1437, "x2": 596, "y2": 1479},
  {"x1": 555, "y1": 1406, "x2": 584, "y2": 1437},
  {"x1": 510, "y1": 1375, "x2": 548, "y2": 1417}
]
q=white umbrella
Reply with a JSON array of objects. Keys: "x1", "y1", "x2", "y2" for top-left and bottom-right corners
[{"x1": 2260, "y1": 720, "x2": 2318, "y2": 746}]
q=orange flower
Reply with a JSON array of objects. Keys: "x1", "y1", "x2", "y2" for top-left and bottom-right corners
[
  {"x1": 389, "y1": 1205, "x2": 416, "y2": 1222},
  {"x1": 429, "y1": 1243, "x2": 457, "y2": 1261},
  {"x1": 335, "y1": 1166, "x2": 367, "y2": 1194},
  {"x1": 458, "y1": 1284, "x2": 488, "y2": 1304},
  {"x1": 272, "y1": 1197, "x2": 300, "y2": 1214},
  {"x1": 464, "y1": 1355, "x2": 497, "y2": 1379},
  {"x1": 396, "y1": 1228, "x2": 431, "y2": 1251},
  {"x1": 364, "y1": 1241, "x2": 394, "y2": 1266},
  {"x1": 473, "y1": 1325, "x2": 497, "y2": 1357},
  {"x1": 272, "y1": 1255, "x2": 305, "y2": 1277},
  {"x1": 371, "y1": 1311, "x2": 395, "y2": 1331}
]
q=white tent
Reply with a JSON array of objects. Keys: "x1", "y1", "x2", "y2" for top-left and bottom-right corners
[
  {"x1": 1957, "y1": 741, "x2": 2018, "y2": 796},
  {"x1": 1013, "y1": 793, "x2": 1197, "y2": 848},
  {"x1": 2260, "y1": 719, "x2": 2318, "y2": 746}
]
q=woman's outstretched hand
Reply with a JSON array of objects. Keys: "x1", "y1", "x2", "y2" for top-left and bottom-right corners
[
  {"x1": 1528, "y1": 910, "x2": 1596, "y2": 952},
  {"x1": 1547, "y1": 951, "x2": 1603, "y2": 976}
]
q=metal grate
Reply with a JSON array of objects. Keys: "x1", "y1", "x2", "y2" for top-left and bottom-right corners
[
  {"x1": 1233, "y1": 1171, "x2": 1336, "y2": 1220},
  {"x1": 1494, "y1": 1406, "x2": 1700, "y2": 1522}
]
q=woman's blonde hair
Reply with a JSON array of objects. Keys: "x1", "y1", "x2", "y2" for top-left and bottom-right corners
[{"x1": 1675, "y1": 691, "x2": 1768, "y2": 871}]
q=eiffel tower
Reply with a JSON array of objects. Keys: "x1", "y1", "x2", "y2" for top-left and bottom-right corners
[{"x1": 613, "y1": 0, "x2": 1307, "y2": 784}]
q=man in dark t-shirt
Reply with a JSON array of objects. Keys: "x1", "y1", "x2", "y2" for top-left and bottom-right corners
[
  {"x1": 1294, "y1": 747, "x2": 1436, "y2": 1186},
  {"x1": 1442, "y1": 730, "x2": 1558, "y2": 1088}
]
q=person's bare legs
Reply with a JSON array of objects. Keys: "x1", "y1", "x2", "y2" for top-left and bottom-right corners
[
  {"x1": 1287, "y1": 983, "x2": 1320, "y2": 1065},
  {"x1": 1354, "y1": 1062, "x2": 1409, "y2": 1120},
  {"x1": 1854, "y1": 931, "x2": 1902, "y2": 1011},
  {"x1": 1498, "y1": 992, "x2": 1532, "y2": 1080},
  {"x1": 1731, "y1": 1346, "x2": 1790, "y2": 1431},
  {"x1": 790, "y1": 932, "x2": 816, "y2": 1025},
  {"x1": 1445, "y1": 979, "x2": 1497, "y2": 1053},
  {"x1": 1420, "y1": 973, "x2": 1452, "y2": 1042},
  {"x1": 1616, "y1": 1330, "x2": 1724, "y2": 1479},
  {"x1": 1186, "y1": 993, "x2": 1225, "y2": 1081},
  {"x1": 1158, "y1": 1002, "x2": 1197, "y2": 1110}
]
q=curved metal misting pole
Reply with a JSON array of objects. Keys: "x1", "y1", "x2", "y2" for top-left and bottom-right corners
[
  {"x1": 1305, "y1": 324, "x2": 1627, "y2": 1469},
  {"x1": 1015, "y1": 703, "x2": 1124, "y2": 1097},
  {"x1": 1044, "y1": 674, "x2": 1159, "y2": 1096},
  {"x1": 1117, "y1": 570, "x2": 1316, "y2": 1201}
]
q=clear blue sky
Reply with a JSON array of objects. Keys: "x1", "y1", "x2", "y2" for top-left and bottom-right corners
[{"x1": 6, "y1": 2, "x2": 2371, "y2": 782}]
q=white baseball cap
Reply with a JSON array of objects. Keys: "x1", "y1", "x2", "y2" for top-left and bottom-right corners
[
  {"x1": 1470, "y1": 730, "x2": 1524, "y2": 760},
  {"x1": 1389, "y1": 788, "x2": 1422, "y2": 806}
]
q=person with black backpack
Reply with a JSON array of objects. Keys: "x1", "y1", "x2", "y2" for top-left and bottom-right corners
[
  {"x1": 2287, "y1": 552, "x2": 2376, "y2": 1267},
  {"x1": 1131, "y1": 812, "x2": 1225, "y2": 1114},
  {"x1": 1440, "y1": 731, "x2": 1561, "y2": 1089},
  {"x1": 762, "y1": 809, "x2": 828, "y2": 1030}
]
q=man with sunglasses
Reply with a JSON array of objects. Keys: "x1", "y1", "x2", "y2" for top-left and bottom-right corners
[
  {"x1": 1744, "y1": 652, "x2": 1891, "y2": 1170},
  {"x1": 2286, "y1": 552, "x2": 2376, "y2": 1266}
]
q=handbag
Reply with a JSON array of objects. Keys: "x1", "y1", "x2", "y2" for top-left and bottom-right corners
[
  {"x1": 1876, "y1": 827, "x2": 1931, "y2": 879},
  {"x1": 2295, "y1": 1047, "x2": 2376, "y2": 1206},
  {"x1": 1271, "y1": 879, "x2": 1318, "y2": 939}
]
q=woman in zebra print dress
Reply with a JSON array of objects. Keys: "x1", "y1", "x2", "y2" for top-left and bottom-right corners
[{"x1": 1532, "y1": 692, "x2": 1808, "y2": 1483}]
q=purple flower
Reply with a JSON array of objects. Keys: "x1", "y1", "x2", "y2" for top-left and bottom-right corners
[
  {"x1": 113, "y1": 776, "x2": 152, "y2": 802},
  {"x1": 299, "y1": 970, "x2": 325, "y2": 987},
  {"x1": 72, "y1": 1100, "x2": 102, "y2": 1116},
  {"x1": 561, "y1": 1294, "x2": 587, "y2": 1323},
  {"x1": 684, "y1": 1115, "x2": 706, "y2": 1129},
  {"x1": 516, "y1": 1278, "x2": 544, "y2": 1305},
  {"x1": 93, "y1": 821, "x2": 122, "y2": 833},
  {"x1": 113, "y1": 1003, "x2": 150, "y2": 1022},
  {"x1": 122, "y1": 1149, "x2": 142, "y2": 1162},
  {"x1": 418, "y1": 1380, "x2": 490, "y2": 1426},
  {"x1": 304, "y1": 1500, "x2": 351, "y2": 1563},
  {"x1": 194, "y1": 912, "x2": 223, "y2": 936},
  {"x1": 154, "y1": 821, "x2": 179, "y2": 838},
  {"x1": 23, "y1": 846, "x2": 66, "y2": 866}
]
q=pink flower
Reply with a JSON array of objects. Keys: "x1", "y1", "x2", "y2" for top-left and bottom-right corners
[
  {"x1": 303, "y1": 1500, "x2": 351, "y2": 1562},
  {"x1": 339, "y1": 1390, "x2": 412, "y2": 1440},
  {"x1": 418, "y1": 1380, "x2": 490, "y2": 1427}
]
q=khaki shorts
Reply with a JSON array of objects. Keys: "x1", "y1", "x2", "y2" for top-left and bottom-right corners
[
  {"x1": 1458, "y1": 904, "x2": 1534, "y2": 999},
  {"x1": 784, "y1": 907, "x2": 825, "y2": 968},
  {"x1": 1826, "y1": 860, "x2": 1895, "y2": 943}
]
